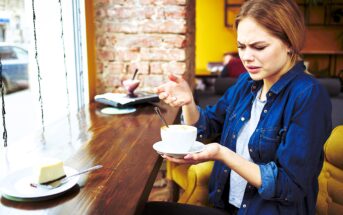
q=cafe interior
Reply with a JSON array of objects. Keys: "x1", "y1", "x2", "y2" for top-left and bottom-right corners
[{"x1": 0, "y1": 0, "x2": 343, "y2": 214}]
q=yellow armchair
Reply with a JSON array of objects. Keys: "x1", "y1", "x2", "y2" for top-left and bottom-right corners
[
  {"x1": 166, "y1": 160, "x2": 214, "y2": 206},
  {"x1": 167, "y1": 125, "x2": 343, "y2": 214},
  {"x1": 316, "y1": 125, "x2": 343, "y2": 215}
]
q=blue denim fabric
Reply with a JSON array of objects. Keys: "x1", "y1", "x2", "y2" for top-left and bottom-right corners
[{"x1": 194, "y1": 62, "x2": 332, "y2": 215}]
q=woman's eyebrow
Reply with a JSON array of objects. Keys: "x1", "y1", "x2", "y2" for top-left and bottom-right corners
[{"x1": 237, "y1": 41, "x2": 268, "y2": 46}]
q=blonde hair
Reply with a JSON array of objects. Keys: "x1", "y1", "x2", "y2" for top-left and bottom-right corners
[{"x1": 235, "y1": 0, "x2": 305, "y2": 64}]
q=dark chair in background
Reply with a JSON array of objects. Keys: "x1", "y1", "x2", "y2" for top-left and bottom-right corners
[{"x1": 196, "y1": 74, "x2": 343, "y2": 128}]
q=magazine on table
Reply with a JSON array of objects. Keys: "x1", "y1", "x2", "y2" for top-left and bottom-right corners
[{"x1": 94, "y1": 92, "x2": 159, "y2": 108}]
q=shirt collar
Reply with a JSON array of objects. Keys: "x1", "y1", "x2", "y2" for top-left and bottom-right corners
[{"x1": 249, "y1": 61, "x2": 305, "y2": 95}]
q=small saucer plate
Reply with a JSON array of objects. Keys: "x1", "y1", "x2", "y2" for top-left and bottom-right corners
[
  {"x1": 100, "y1": 107, "x2": 136, "y2": 115},
  {"x1": 153, "y1": 141, "x2": 205, "y2": 158},
  {"x1": 0, "y1": 166, "x2": 79, "y2": 202}
]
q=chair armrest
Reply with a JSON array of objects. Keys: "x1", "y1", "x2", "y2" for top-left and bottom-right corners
[
  {"x1": 178, "y1": 161, "x2": 214, "y2": 205},
  {"x1": 188, "y1": 161, "x2": 214, "y2": 186}
]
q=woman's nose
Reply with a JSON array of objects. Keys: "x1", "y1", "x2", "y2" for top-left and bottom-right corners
[{"x1": 240, "y1": 49, "x2": 254, "y2": 62}]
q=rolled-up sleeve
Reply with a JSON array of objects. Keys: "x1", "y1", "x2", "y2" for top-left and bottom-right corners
[{"x1": 258, "y1": 162, "x2": 278, "y2": 199}]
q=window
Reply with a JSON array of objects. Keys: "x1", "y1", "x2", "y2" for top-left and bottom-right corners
[{"x1": 0, "y1": 0, "x2": 88, "y2": 147}]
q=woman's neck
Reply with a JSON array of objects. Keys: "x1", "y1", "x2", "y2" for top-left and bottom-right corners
[{"x1": 261, "y1": 60, "x2": 296, "y2": 101}]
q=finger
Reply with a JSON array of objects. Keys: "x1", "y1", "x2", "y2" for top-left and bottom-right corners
[
  {"x1": 158, "y1": 92, "x2": 169, "y2": 100},
  {"x1": 185, "y1": 153, "x2": 203, "y2": 161},
  {"x1": 154, "y1": 86, "x2": 166, "y2": 94},
  {"x1": 164, "y1": 155, "x2": 198, "y2": 164},
  {"x1": 164, "y1": 95, "x2": 177, "y2": 104},
  {"x1": 170, "y1": 99, "x2": 184, "y2": 107},
  {"x1": 154, "y1": 81, "x2": 173, "y2": 94},
  {"x1": 168, "y1": 73, "x2": 183, "y2": 84},
  {"x1": 184, "y1": 154, "x2": 193, "y2": 159},
  {"x1": 164, "y1": 155, "x2": 184, "y2": 162}
]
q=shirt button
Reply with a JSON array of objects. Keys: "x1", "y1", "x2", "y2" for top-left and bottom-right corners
[
  {"x1": 199, "y1": 134, "x2": 203, "y2": 138},
  {"x1": 224, "y1": 169, "x2": 228, "y2": 173},
  {"x1": 268, "y1": 92, "x2": 272, "y2": 97},
  {"x1": 242, "y1": 204, "x2": 246, "y2": 208},
  {"x1": 249, "y1": 148, "x2": 253, "y2": 152},
  {"x1": 241, "y1": 117, "x2": 245, "y2": 121},
  {"x1": 217, "y1": 189, "x2": 221, "y2": 193},
  {"x1": 263, "y1": 109, "x2": 268, "y2": 113},
  {"x1": 232, "y1": 134, "x2": 236, "y2": 139}
]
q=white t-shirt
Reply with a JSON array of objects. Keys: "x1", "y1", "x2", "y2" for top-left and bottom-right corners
[{"x1": 229, "y1": 90, "x2": 266, "y2": 208}]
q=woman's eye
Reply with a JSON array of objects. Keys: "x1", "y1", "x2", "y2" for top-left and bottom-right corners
[
  {"x1": 238, "y1": 46, "x2": 245, "y2": 49},
  {"x1": 255, "y1": 46, "x2": 266, "y2": 50}
]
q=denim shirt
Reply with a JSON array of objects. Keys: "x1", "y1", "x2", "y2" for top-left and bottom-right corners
[{"x1": 194, "y1": 62, "x2": 332, "y2": 215}]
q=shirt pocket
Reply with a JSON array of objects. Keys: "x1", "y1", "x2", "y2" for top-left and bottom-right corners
[{"x1": 258, "y1": 128, "x2": 281, "y2": 162}]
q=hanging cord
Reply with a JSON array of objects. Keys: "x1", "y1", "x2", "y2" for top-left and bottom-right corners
[
  {"x1": 58, "y1": 0, "x2": 70, "y2": 110},
  {"x1": 71, "y1": 0, "x2": 85, "y2": 109},
  {"x1": 58, "y1": 0, "x2": 72, "y2": 144},
  {"x1": 0, "y1": 57, "x2": 8, "y2": 147},
  {"x1": 32, "y1": 0, "x2": 45, "y2": 134}
]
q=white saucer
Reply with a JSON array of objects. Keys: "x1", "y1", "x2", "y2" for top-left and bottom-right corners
[
  {"x1": 0, "y1": 166, "x2": 79, "y2": 202},
  {"x1": 100, "y1": 107, "x2": 136, "y2": 115},
  {"x1": 153, "y1": 141, "x2": 205, "y2": 158}
]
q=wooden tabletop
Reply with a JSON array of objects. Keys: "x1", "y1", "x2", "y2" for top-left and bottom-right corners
[{"x1": 0, "y1": 102, "x2": 180, "y2": 215}]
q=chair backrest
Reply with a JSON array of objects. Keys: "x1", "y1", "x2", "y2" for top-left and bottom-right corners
[
  {"x1": 316, "y1": 125, "x2": 343, "y2": 214},
  {"x1": 221, "y1": 57, "x2": 246, "y2": 78}
]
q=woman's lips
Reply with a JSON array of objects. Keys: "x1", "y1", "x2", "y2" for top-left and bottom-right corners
[{"x1": 246, "y1": 66, "x2": 261, "y2": 74}]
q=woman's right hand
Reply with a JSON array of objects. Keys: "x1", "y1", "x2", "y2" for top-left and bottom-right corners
[{"x1": 154, "y1": 74, "x2": 194, "y2": 108}]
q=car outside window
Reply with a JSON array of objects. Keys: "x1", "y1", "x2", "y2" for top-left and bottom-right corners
[
  {"x1": 12, "y1": 47, "x2": 28, "y2": 59},
  {"x1": 0, "y1": 46, "x2": 17, "y2": 60}
]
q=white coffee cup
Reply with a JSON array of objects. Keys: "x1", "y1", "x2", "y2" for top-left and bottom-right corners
[{"x1": 161, "y1": 125, "x2": 197, "y2": 153}]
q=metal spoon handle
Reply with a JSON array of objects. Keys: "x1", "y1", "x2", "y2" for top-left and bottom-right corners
[
  {"x1": 63, "y1": 165, "x2": 103, "y2": 181},
  {"x1": 132, "y1": 69, "x2": 139, "y2": 80},
  {"x1": 154, "y1": 107, "x2": 169, "y2": 128}
]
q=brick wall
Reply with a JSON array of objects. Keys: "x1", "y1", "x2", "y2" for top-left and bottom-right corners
[{"x1": 93, "y1": 0, "x2": 195, "y2": 94}]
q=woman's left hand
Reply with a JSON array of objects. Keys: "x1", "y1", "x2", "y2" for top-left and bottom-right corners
[{"x1": 162, "y1": 143, "x2": 222, "y2": 164}]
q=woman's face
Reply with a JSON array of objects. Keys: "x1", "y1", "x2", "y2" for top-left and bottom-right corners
[{"x1": 237, "y1": 17, "x2": 292, "y2": 86}]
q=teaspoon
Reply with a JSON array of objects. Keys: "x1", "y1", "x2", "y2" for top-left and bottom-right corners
[{"x1": 154, "y1": 107, "x2": 169, "y2": 128}]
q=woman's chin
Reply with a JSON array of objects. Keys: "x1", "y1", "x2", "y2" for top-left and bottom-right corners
[{"x1": 248, "y1": 73, "x2": 263, "y2": 81}]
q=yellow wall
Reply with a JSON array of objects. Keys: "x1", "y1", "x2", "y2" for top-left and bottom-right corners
[{"x1": 196, "y1": 0, "x2": 237, "y2": 72}]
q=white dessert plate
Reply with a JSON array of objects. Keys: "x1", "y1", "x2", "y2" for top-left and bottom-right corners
[
  {"x1": 0, "y1": 166, "x2": 79, "y2": 202},
  {"x1": 153, "y1": 141, "x2": 205, "y2": 158}
]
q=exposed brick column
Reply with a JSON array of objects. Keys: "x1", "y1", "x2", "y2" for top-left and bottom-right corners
[{"x1": 93, "y1": 0, "x2": 195, "y2": 94}]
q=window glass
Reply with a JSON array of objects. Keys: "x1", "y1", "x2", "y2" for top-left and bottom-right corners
[{"x1": 0, "y1": 0, "x2": 88, "y2": 149}]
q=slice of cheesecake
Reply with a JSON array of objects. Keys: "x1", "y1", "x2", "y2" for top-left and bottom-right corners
[{"x1": 38, "y1": 159, "x2": 66, "y2": 184}]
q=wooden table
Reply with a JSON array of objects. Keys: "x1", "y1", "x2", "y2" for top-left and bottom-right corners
[{"x1": 0, "y1": 102, "x2": 180, "y2": 215}]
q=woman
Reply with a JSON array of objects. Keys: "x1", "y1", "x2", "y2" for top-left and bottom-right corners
[{"x1": 144, "y1": 0, "x2": 332, "y2": 214}]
